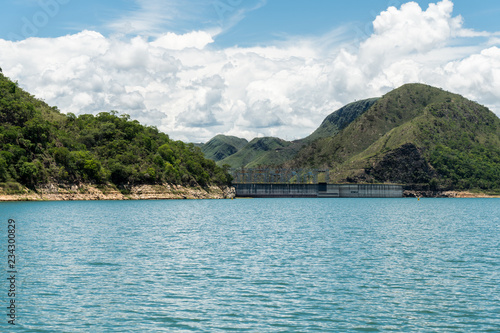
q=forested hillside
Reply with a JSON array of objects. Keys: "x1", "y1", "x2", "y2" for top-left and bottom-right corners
[{"x1": 0, "y1": 73, "x2": 231, "y2": 190}]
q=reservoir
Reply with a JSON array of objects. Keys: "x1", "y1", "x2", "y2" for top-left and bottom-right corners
[{"x1": 1, "y1": 198, "x2": 499, "y2": 332}]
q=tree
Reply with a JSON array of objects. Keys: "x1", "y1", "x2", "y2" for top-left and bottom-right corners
[
  {"x1": 0, "y1": 157, "x2": 8, "y2": 182},
  {"x1": 158, "y1": 144, "x2": 175, "y2": 163},
  {"x1": 83, "y1": 158, "x2": 103, "y2": 182},
  {"x1": 108, "y1": 160, "x2": 131, "y2": 185},
  {"x1": 19, "y1": 162, "x2": 38, "y2": 186}
]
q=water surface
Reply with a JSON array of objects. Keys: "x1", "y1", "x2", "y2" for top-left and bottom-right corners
[{"x1": 1, "y1": 198, "x2": 499, "y2": 332}]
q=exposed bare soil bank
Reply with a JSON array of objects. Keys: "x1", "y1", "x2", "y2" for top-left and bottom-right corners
[{"x1": 0, "y1": 183, "x2": 235, "y2": 201}]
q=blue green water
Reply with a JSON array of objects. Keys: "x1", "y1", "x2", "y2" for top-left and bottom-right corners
[{"x1": 1, "y1": 198, "x2": 499, "y2": 332}]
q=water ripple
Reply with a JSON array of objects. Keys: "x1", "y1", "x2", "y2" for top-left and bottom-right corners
[{"x1": 0, "y1": 198, "x2": 499, "y2": 332}]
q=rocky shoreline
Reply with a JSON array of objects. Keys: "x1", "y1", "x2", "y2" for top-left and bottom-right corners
[
  {"x1": 0, "y1": 183, "x2": 236, "y2": 201},
  {"x1": 404, "y1": 190, "x2": 500, "y2": 198},
  {"x1": 1, "y1": 184, "x2": 497, "y2": 201}
]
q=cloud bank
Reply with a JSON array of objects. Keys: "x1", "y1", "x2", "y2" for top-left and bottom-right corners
[{"x1": 0, "y1": 0, "x2": 499, "y2": 142}]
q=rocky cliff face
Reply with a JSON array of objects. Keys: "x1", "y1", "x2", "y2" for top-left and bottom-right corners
[
  {"x1": 0, "y1": 183, "x2": 235, "y2": 201},
  {"x1": 366, "y1": 143, "x2": 436, "y2": 184}
]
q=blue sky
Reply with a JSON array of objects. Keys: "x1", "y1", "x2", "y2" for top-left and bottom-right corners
[
  {"x1": 1, "y1": 1, "x2": 499, "y2": 142},
  {"x1": 2, "y1": 0, "x2": 499, "y2": 46},
  {"x1": 217, "y1": 0, "x2": 500, "y2": 46}
]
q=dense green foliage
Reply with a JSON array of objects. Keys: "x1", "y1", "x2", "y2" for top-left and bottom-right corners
[
  {"x1": 430, "y1": 144, "x2": 500, "y2": 189},
  {"x1": 423, "y1": 100, "x2": 500, "y2": 189},
  {"x1": 0, "y1": 74, "x2": 231, "y2": 188}
]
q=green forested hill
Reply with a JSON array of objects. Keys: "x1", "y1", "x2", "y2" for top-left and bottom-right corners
[
  {"x1": 289, "y1": 83, "x2": 500, "y2": 190},
  {"x1": 201, "y1": 135, "x2": 248, "y2": 161},
  {"x1": 0, "y1": 74, "x2": 231, "y2": 189}
]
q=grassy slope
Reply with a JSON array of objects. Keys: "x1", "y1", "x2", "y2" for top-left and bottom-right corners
[
  {"x1": 290, "y1": 83, "x2": 500, "y2": 190},
  {"x1": 291, "y1": 84, "x2": 445, "y2": 166},
  {"x1": 201, "y1": 135, "x2": 248, "y2": 161},
  {"x1": 218, "y1": 137, "x2": 294, "y2": 169},
  {"x1": 302, "y1": 98, "x2": 378, "y2": 144}
]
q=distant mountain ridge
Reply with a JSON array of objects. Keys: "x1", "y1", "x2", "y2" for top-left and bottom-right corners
[
  {"x1": 201, "y1": 135, "x2": 248, "y2": 161},
  {"x1": 220, "y1": 136, "x2": 297, "y2": 169},
  {"x1": 201, "y1": 98, "x2": 378, "y2": 169},
  {"x1": 201, "y1": 84, "x2": 500, "y2": 191}
]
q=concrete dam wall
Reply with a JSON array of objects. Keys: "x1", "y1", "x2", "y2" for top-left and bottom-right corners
[{"x1": 235, "y1": 183, "x2": 403, "y2": 198}]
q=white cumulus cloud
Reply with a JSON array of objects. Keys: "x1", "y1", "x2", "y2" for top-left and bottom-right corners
[{"x1": 0, "y1": 0, "x2": 499, "y2": 143}]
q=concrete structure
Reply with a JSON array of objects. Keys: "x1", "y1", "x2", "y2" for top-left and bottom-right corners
[{"x1": 235, "y1": 183, "x2": 403, "y2": 198}]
